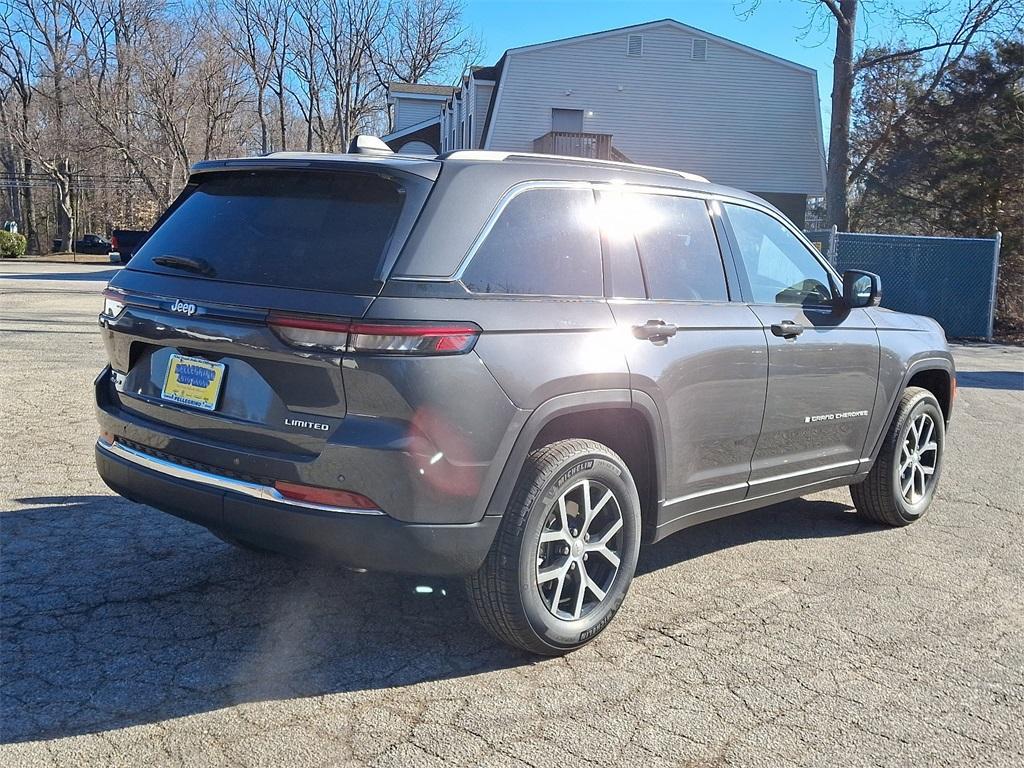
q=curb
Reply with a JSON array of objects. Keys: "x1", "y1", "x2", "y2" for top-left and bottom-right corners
[{"x1": 4, "y1": 257, "x2": 118, "y2": 266}]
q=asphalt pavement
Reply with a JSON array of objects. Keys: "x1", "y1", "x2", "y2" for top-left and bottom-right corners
[{"x1": 1, "y1": 262, "x2": 1022, "y2": 767}]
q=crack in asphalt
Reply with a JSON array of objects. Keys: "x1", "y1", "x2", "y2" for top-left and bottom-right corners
[{"x1": 1, "y1": 268, "x2": 1022, "y2": 766}]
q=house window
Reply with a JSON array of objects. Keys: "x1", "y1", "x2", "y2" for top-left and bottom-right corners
[
  {"x1": 459, "y1": 120, "x2": 464, "y2": 149},
  {"x1": 468, "y1": 116, "x2": 473, "y2": 149},
  {"x1": 627, "y1": 34, "x2": 643, "y2": 57},
  {"x1": 692, "y1": 38, "x2": 708, "y2": 61}
]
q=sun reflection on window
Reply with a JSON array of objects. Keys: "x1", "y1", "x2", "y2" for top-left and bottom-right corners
[{"x1": 595, "y1": 189, "x2": 665, "y2": 242}]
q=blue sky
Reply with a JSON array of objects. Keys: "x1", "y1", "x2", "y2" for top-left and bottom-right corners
[{"x1": 461, "y1": 0, "x2": 841, "y2": 128}]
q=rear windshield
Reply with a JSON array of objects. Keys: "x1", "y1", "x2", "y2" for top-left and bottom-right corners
[{"x1": 130, "y1": 170, "x2": 406, "y2": 294}]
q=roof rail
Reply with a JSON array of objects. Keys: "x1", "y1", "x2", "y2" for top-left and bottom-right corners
[{"x1": 440, "y1": 149, "x2": 709, "y2": 183}]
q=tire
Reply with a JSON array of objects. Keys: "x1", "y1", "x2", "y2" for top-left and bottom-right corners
[
  {"x1": 466, "y1": 439, "x2": 642, "y2": 655},
  {"x1": 851, "y1": 387, "x2": 945, "y2": 526}
]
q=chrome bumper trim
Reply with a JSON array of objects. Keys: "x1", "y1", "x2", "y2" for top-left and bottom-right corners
[{"x1": 97, "y1": 438, "x2": 384, "y2": 516}]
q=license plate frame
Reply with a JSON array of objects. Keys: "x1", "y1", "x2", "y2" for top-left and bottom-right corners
[{"x1": 160, "y1": 354, "x2": 226, "y2": 412}]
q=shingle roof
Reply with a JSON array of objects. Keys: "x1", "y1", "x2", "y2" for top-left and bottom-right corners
[
  {"x1": 388, "y1": 82, "x2": 454, "y2": 97},
  {"x1": 470, "y1": 65, "x2": 498, "y2": 81}
]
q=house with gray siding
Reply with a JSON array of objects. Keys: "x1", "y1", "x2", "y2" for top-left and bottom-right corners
[{"x1": 383, "y1": 19, "x2": 826, "y2": 225}]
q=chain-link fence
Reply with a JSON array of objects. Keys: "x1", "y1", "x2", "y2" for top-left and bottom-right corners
[{"x1": 805, "y1": 230, "x2": 1002, "y2": 340}]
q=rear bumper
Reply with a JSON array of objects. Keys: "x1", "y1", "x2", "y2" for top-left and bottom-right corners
[{"x1": 95, "y1": 439, "x2": 500, "y2": 576}]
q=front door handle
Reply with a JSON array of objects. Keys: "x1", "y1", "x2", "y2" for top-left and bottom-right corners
[
  {"x1": 770, "y1": 320, "x2": 804, "y2": 339},
  {"x1": 633, "y1": 320, "x2": 678, "y2": 343}
]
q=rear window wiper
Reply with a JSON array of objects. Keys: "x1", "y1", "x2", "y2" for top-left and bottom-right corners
[{"x1": 152, "y1": 254, "x2": 215, "y2": 276}]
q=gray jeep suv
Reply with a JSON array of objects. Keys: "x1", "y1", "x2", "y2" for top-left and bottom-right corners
[{"x1": 95, "y1": 141, "x2": 955, "y2": 654}]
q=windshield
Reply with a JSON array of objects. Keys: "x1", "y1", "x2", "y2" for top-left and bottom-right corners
[{"x1": 130, "y1": 169, "x2": 406, "y2": 294}]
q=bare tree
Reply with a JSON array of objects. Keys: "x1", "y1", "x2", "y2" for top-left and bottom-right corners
[
  {"x1": 70, "y1": 0, "x2": 165, "y2": 206},
  {"x1": 222, "y1": 0, "x2": 291, "y2": 153},
  {"x1": 377, "y1": 0, "x2": 481, "y2": 85},
  {"x1": 195, "y1": 23, "x2": 251, "y2": 160},
  {"x1": 848, "y1": 0, "x2": 1024, "y2": 187},
  {"x1": 289, "y1": 0, "x2": 329, "y2": 151},
  {"x1": 0, "y1": 0, "x2": 475, "y2": 247},
  {"x1": 738, "y1": 0, "x2": 1023, "y2": 230},
  {"x1": 318, "y1": 0, "x2": 389, "y2": 149},
  {"x1": 0, "y1": 5, "x2": 40, "y2": 251},
  {"x1": 9, "y1": 0, "x2": 84, "y2": 247},
  {"x1": 138, "y1": 15, "x2": 205, "y2": 198},
  {"x1": 821, "y1": 0, "x2": 857, "y2": 232}
]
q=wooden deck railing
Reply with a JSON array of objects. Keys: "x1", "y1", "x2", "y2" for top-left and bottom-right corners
[{"x1": 532, "y1": 131, "x2": 614, "y2": 160}]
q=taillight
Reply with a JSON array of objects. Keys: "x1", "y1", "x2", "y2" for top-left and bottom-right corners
[
  {"x1": 110, "y1": 234, "x2": 120, "y2": 250},
  {"x1": 273, "y1": 481, "x2": 379, "y2": 510},
  {"x1": 268, "y1": 314, "x2": 480, "y2": 355},
  {"x1": 349, "y1": 322, "x2": 479, "y2": 354},
  {"x1": 101, "y1": 288, "x2": 126, "y2": 318},
  {"x1": 268, "y1": 313, "x2": 350, "y2": 352}
]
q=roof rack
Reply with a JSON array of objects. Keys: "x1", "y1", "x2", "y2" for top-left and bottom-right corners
[{"x1": 440, "y1": 149, "x2": 709, "y2": 183}]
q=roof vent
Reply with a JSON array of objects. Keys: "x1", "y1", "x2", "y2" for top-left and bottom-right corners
[
  {"x1": 692, "y1": 38, "x2": 708, "y2": 61},
  {"x1": 627, "y1": 34, "x2": 643, "y2": 57},
  {"x1": 347, "y1": 135, "x2": 393, "y2": 155}
]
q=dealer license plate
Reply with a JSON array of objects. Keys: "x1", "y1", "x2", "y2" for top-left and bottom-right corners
[{"x1": 160, "y1": 354, "x2": 225, "y2": 412}]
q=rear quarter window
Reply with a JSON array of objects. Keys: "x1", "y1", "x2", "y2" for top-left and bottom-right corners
[
  {"x1": 130, "y1": 170, "x2": 407, "y2": 294},
  {"x1": 460, "y1": 187, "x2": 603, "y2": 297},
  {"x1": 632, "y1": 194, "x2": 728, "y2": 302}
]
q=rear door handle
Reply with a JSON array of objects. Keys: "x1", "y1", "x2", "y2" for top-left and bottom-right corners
[
  {"x1": 770, "y1": 320, "x2": 804, "y2": 339},
  {"x1": 633, "y1": 320, "x2": 678, "y2": 343}
]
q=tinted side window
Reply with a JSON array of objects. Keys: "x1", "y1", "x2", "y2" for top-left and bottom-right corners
[
  {"x1": 724, "y1": 203, "x2": 834, "y2": 306},
  {"x1": 605, "y1": 232, "x2": 647, "y2": 299},
  {"x1": 633, "y1": 195, "x2": 728, "y2": 301},
  {"x1": 461, "y1": 188, "x2": 602, "y2": 297}
]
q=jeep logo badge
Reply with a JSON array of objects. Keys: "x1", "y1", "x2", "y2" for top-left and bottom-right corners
[{"x1": 170, "y1": 299, "x2": 198, "y2": 316}]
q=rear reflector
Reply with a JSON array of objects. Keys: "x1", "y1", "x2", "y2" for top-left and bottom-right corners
[
  {"x1": 268, "y1": 313, "x2": 480, "y2": 355},
  {"x1": 273, "y1": 481, "x2": 379, "y2": 510}
]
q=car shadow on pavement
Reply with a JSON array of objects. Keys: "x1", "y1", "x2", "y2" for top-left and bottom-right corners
[
  {"x1": 636, "y1": 497, "x2": 870, "y2": 575},
  {"x1": 2, "y1": 492, "x2": 873, "y2": 744},
  {"x1": 1, "y1": 495, "x2": 520, "y2": 744},
  {"x1": 956, "y1": 370, "x2": 1024, "y2": 391}
]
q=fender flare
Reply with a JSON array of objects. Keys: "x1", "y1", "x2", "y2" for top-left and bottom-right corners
[
  {"x1": 868, "y1": 356, "x2": 955, "y2": 461},
  {"x1": 482, "y1": 389, "x2": 666, "y2": 518}
]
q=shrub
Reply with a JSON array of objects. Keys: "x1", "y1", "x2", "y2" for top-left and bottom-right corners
[{"x1": 0, "y1": 231, "x2": 27, "y2": 258}]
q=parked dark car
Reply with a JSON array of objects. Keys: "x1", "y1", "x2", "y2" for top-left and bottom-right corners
[
  {"x1": 95, "y1": 138, "x2": 955, "y2": 654},
  {"x1": 74, "y1": 233, "x2": 111, "y2": 255},
  {"x1": 109, "y1": 229, "x2": 150, "y2": 264}
]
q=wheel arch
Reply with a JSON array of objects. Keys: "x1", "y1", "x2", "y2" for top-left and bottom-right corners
[
  {"x1": 869, "y1": 357, "x2": 955, "y2": 461},
  {"x1": 483, "y1": 390, "x2": 665, "y2": 544},
  {"x1": 907, "y1": 367, "x2": 953, "y2": 423}
]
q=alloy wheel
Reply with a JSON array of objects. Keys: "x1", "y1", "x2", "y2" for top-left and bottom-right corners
[
  {"x1": 899, "y1": 412, "x2": 939, "y2": 504},
  {"x1": 535, "y1": 478, "x2": 624, "y2": 621}
]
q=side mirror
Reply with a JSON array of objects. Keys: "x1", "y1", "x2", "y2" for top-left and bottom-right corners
[{"x1": 840, "y1": 270, "x2": 881, "y2": 309}]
